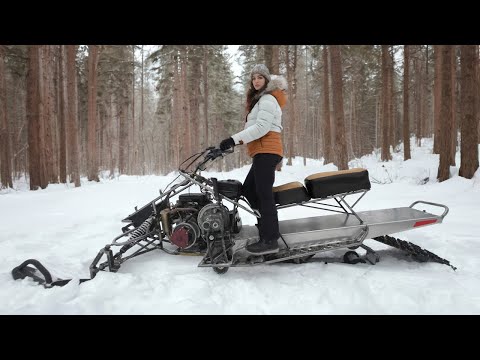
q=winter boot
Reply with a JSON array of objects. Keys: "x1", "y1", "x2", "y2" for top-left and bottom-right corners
[{"x1": 246, "y1": 237, "x2": 279, "y2": 255}]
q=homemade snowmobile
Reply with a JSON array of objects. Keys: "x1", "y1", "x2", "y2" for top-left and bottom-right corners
[{"x1": 12, "y1": 147, "x2": 456, "y2": 288}]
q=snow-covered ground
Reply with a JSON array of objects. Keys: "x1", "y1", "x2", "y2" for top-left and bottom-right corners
[{"x1": 1, "y1": 138, "x2": 479, "y2": 314}]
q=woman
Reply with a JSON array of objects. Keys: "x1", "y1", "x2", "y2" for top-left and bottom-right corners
[{"x1": 219, "y1": 64, "x2": 288, "y2": 255}]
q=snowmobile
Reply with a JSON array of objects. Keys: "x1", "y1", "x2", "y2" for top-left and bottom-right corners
[{"x1": 12, "y1": 146, "x2": 456, "y2": 288}]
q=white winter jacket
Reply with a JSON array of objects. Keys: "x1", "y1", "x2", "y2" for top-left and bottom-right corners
[
  {"x1": 231, "y1": 76, "x2": 286, "y2": 158},
  {"x1": 231, "y1": 93, "x2": 283, "y2": 145}
]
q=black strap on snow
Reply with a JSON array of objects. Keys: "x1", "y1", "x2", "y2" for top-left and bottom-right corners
[
  {"x1": 11, "y1": 259, "x2": 92, "y2": 288},
  {"x1": 12, "y1": 259, "x2": 54, "y2": 284},
  {"x1": 50, "y1": 278, "x2": 92, "y2": 287}
]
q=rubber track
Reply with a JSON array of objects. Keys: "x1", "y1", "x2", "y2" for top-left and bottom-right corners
[{"x1": 373, "y1": 235, "x2": 456, "y2": 271}]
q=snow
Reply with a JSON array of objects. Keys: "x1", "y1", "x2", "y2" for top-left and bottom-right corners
[{"x1": 1, "y1": 138, "x2": 479, "y2": 314}]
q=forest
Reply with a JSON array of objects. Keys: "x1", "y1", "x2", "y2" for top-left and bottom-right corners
[{"x1": 0, "y1": 45, "x2": 478, "y2": 190}]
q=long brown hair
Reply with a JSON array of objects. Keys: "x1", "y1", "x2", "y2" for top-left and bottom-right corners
[{"x1": 245, "y1": 79, "x2": 269, "y2": 114}]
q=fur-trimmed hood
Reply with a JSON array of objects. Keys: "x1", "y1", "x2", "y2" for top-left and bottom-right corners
[
  {"x1": 265, "y1": 75, "x2": 288, "y2": 92},
  {"x1": 265, "y1": 75, "x2": 288, "y2": 108}
]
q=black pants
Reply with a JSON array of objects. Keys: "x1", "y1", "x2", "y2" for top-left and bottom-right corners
[{"x1": 242, "y1": 153, "x2": 282, "y2": 242}]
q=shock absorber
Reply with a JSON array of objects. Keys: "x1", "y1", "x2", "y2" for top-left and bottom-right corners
[{"x1": 119, "y1": 217, "x2": 154, "y2": 255}]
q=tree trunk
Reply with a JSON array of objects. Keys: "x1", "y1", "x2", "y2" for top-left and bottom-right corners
[
  {"x1": 477, "y1": 45, "x2": 480, "y2": 145},
  {"x1": 131, "y1": 45, "x2": 136, "y2": 175},
  {"x1": 42, "y1": 45, "x2": 56, "y2": 184},
  {"x1": 118, "y1": 87, "x2": 128, "y2": 174},
  {"x1": 433, "y1": 45, "x2": 442, "y2": 154},
  {"x1": 419, "y1": 48, "x2": 427, "y2": 140},
  {"x1": 58, "y1": 45, "x2": 67, "y2": 183},
  {"x1": 36, "y1": 46, "x2": 48, "y2": 188},
  {"x1": 272, "y1": 46, "x2": 280, "y2": 74},
  {"x1": 108, "y1": 93, "x2": 115, "y2": 176},
  {"x1": 388, "y1": 47, "x2": 395, "y2": 149},
  {"x1": 286, "y1": 46, "x2": 298, "y2": 166},
  {"x1": 66, "y1": 45, "x2": 80, "y2": 187},
  {"x1": 264, "y1": 45, "x2": 280, "y2": 74},
  {"x1": 189, "y1": 47, "x2": 201, "y2": 154},
  {"x1": 87, "y1": 45, "x2": 100, "y2": 181},
  {"x1": 422, "y1": 46, "x2": 430, "y2": 138},
  {"x1": 347, "y1": 82, "x2": 353, "y2": 159},
  {"x1": 322, "y1": 46, "x2": 332, "y2": 164},
  {"x1": 140, "y1": 45, "x2": 145, "y2": 175},
  {"x1": 330, "y1": 45, "x2": 348, "y2": 170},
  {"x1": 350, "y1": 79, "x2": 358, "y2": 158},
  {"x1": 181, "y1": 50, "x2": 191, "y2": 157},
  {"x1": 381, "y1": 45, "x2": 392, "y2": 161},
  {"x1": 27, "y1": 46, "x2": 42, "y2": 189},
  {"x1": 403, "y1": 45, "x2": 411, "y2": 160},
  {"x1": 172, "y1": 53, "x2": 181, "y2": 169},
  {"x1": 425, "y1": 45, "x2": 432, "y2": 137},
  {"x1": 450, "y1": 47, "x2": 457, "y2": 166},
  {"x1": 12, "y1": 80, "x2": 21, "y2": 179},
  {"x1": 0, "y1": 45, "x2": 13, "y2": 188},
  {"x1": 459, "y1": 45, "x2": 479, "y2": 178},
  {"x1": 264, "y1": 45, "x2": 273, "y2": 72},
  {"x1": 203, "y1": 46, "x2": 209, "y2": 148},
  {"x1": 414, "y1": 47, "x2": 422, "y2": 147},
  {"x1": 438, "y1": 46, "x2": 453, "y2": 182}
]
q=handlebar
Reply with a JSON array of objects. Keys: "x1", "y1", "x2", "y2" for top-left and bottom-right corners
[
  {"x1": 205, "y1": 146, "x2": 234, "y2": 160},
  {"x1": 195, "y1": 147, "x2": 234, "y2": 172}
]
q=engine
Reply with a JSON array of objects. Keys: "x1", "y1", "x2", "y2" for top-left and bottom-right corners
[
  {"x1": 162, "y1": 192, "x2": 240, "y2": 252},
  {"x1": 163, "y1": 193, "x2": 212, "y2": 250},
  {"x1": 197, "y1": 203, "x2": 230, "y2": 236}
]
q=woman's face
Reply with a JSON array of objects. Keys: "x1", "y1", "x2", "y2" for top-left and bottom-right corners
[{"x1": 252, "y1": 74, "x2": 266, "y2": 91}]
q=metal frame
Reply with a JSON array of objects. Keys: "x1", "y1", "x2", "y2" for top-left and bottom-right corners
[
  {"x1": 410, "y1": 200, "x2": 449, "y2": 219},
  {"x1": 177, "y1": 170, "x2": 371, "y2": 223},
  {"x1": 277, "y1": 188, "x2": 370, "y2": 224}
]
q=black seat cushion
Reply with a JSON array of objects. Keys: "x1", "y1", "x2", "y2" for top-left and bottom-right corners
[
  {"x1": 304, "y1": 168, "x2": 370, "y2": 199},
  {"x1": 273, "y1": 182, "x2": 311, "y2": 206}
]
